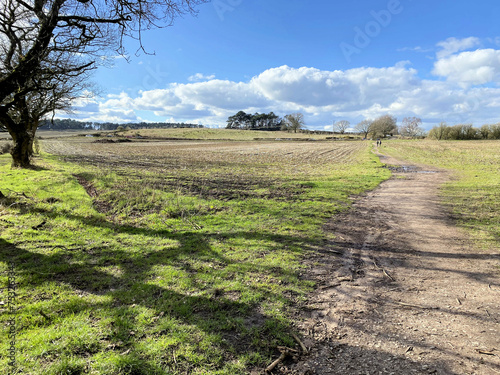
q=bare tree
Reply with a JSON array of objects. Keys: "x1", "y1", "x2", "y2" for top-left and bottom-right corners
[
  {"x1": 399, "y1": 117, "x2": 424, "y2": 138},
  {"x1": 282, "y1": 113, "x2": 305, "y2": 133},
  {"x1": 370, "y1": 115, "x2": 398, "y2": 138},
  {"x1": 333, "y1": 120, "x2": 350, "y2": 134},
  {"x1": 6, "y1": 70, "x2": 93, "y2": 164},
  {"x1": 0, "y1": 0, "x2": 207, "y2": 167},
  {"x1": 355, "y1": 119, "x2": 373, "y2": 138}
]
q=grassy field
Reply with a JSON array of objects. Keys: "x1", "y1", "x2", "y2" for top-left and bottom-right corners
[
  {"x1": 119, "y1": 128, "x2": 358, "y2": 141},
  {"x1": 0, "y1": 137, "x2": 388, "y2": 374},
  {"x1": 385, "y1": 140, "x2": 500, "y2": 251}
]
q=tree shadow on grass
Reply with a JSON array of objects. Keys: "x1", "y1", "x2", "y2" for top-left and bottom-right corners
[{"x1": 0, "y1": 198, "x2": 313, "y2": 374}]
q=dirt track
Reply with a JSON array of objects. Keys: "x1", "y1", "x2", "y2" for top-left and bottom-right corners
[{"x1": 288, "y1": 148, "x2": 500, "y2": 375}]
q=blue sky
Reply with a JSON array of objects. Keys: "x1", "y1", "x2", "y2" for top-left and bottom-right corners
[{"x1": 68, "y1": 0, "x2": 500, "y2": 130}]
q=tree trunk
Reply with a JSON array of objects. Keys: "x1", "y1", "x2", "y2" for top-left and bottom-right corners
[{"x1": 10, "y1": 129, "x2": 33, "y2": 168}]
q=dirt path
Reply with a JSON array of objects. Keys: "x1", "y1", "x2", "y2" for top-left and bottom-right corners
[{"x1": 287, "y1": 149, "x2": 500, "y2": 375}]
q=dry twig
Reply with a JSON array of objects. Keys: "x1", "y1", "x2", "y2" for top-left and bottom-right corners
[
  {"x1": 277, "y1": 346, "x2": 299, "y2": 354},
  {"x1": 394, "y1": 301, "x2": 437, "y2": 310},
  {"x1": 292, "y1": 333, "x2": 308, "y2": 355},
  {"x1": 265, "y1": 351, "x2": 287, "y2": 373},
  {"x1": 325, "y1": 249, "x2": 343, "y2": 255},
  {"x1": 373, "y1": 259, "x2": 395, "y2": 281},
  {"x1": 383, "y1": 268, "x2": 395, "y2": 281},
  {"x1": 476, "y1": 349, "x2": 497, "y2": 356},
  {"x1": 266, "y1": 335, "x2": 308, "y2": 373}
]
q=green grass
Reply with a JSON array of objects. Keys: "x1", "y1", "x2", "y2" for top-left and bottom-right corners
[
  {"x1": 0, "y1": 141, "x2": 389, "y2": 374},
  {"x1": 120, "y1": 128, "x2": 358, "y2": 140},
  {"x1": 384, "y1": 139, "x2": 500, "y2": 251}
]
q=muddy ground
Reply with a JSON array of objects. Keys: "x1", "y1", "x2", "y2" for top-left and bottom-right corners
[{"x1": 281, "y1": 150, "x2": 500, "y2": 375}]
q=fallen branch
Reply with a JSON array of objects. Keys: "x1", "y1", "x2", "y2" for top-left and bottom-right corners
[
  {"x1": 325, "y1": 249, "x2": 343, "y2": 255},
  {"x1": 265, "y1": 351, "x2": 287, "y2": 373},
  {"x1": 383, "y1": 268, "x2": 395, "y2": 281},
  {"x1": 476, "y1": 349, "x2": 497, "y2": 356},
  {"x1": 336, "y1": 276, "x2": 352, "y2": 282},
  {"x1": 393, "y1": 301, "x2": 438, "y2": 310},
  {"x1": 373, "y1": 259, "x2": 395, "y2": 281},
  {"x1": 292, "y1": 333, "x2": 308, "y2": 355},
  {"x1": 266, "y1": 338, "x2": 307, "y2": 374},
  {"x1": 277, "y1": 346, "x2": 299, "y2": 354}
]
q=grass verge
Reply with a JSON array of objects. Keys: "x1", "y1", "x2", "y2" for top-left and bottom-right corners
[{"x1": 384, "y1": 140, "x2": 500, "y2": 252}]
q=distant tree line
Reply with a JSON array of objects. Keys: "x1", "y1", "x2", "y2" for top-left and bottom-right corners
[
  {"x1": 428, "y1": 123, "x2": 500, "y2": 140},
  {"x1": 350, "y1": 116, "x2": 500, "y2": 140},
  {"x1": 226, "y1": 111, "x2": 282, "y2": 130},
  {"x1": 351, "y1": 115, "x2": 401, "y2": 139},
  {"x1": 226, "y1": 111, "x2": 308, "y2": 133},
  {"x1": 39, "y1": 119, "x2": 204, "y2": 131},
  {"x1": 224, "y1": 110, "x2": 500, "y2": 141}
]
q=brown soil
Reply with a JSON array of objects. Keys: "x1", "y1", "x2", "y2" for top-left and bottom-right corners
[
  {"x1": 72, "y1": 174, "x2": 111, "y2": 213},
  {"x1": 286, "y1": 150, "x2": 500, "y2": 375}
]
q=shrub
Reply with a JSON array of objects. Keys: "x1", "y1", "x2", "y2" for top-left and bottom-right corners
[{"x1": 0, "y1": 142, "x2": 13, "y2": 155}]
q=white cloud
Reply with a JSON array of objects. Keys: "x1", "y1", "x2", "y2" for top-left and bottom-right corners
[
  {"x1": 397, "y1": 46, "x2": 433, "y2": 53},
  {"x1": 436, "y1": 37, "x2": 481, "y2": 59},
  {"x1": 188, "y1": 73, "x2": 216, "y2": 82},
  {"x1": 135, "y1": 89, "x2": 182, "y2": 111},
  {"x1": 102, "y1": 92, "x2": 135, "y2": 109},
  {"x1": 66, "y1": 93, "x2": 140, "y2": 123},
  {"x1": 433, "y1": 49, "x2": 500, "y2": 85},
  {"x1": 175, "y1": 80, "x2": 267, "y2": 110},
  {"x1": 64, "y1": 61, "x2": 500, "y2": 129},
  {"x1": 251, "y1": 66, "x2": 352, "y2": 107},
  {"x1": 71, "y1": 97, "x2": 100, "y2": 114},
  {"x1": 250, "y1": 64, "x2": 419, "y2": 110}
]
